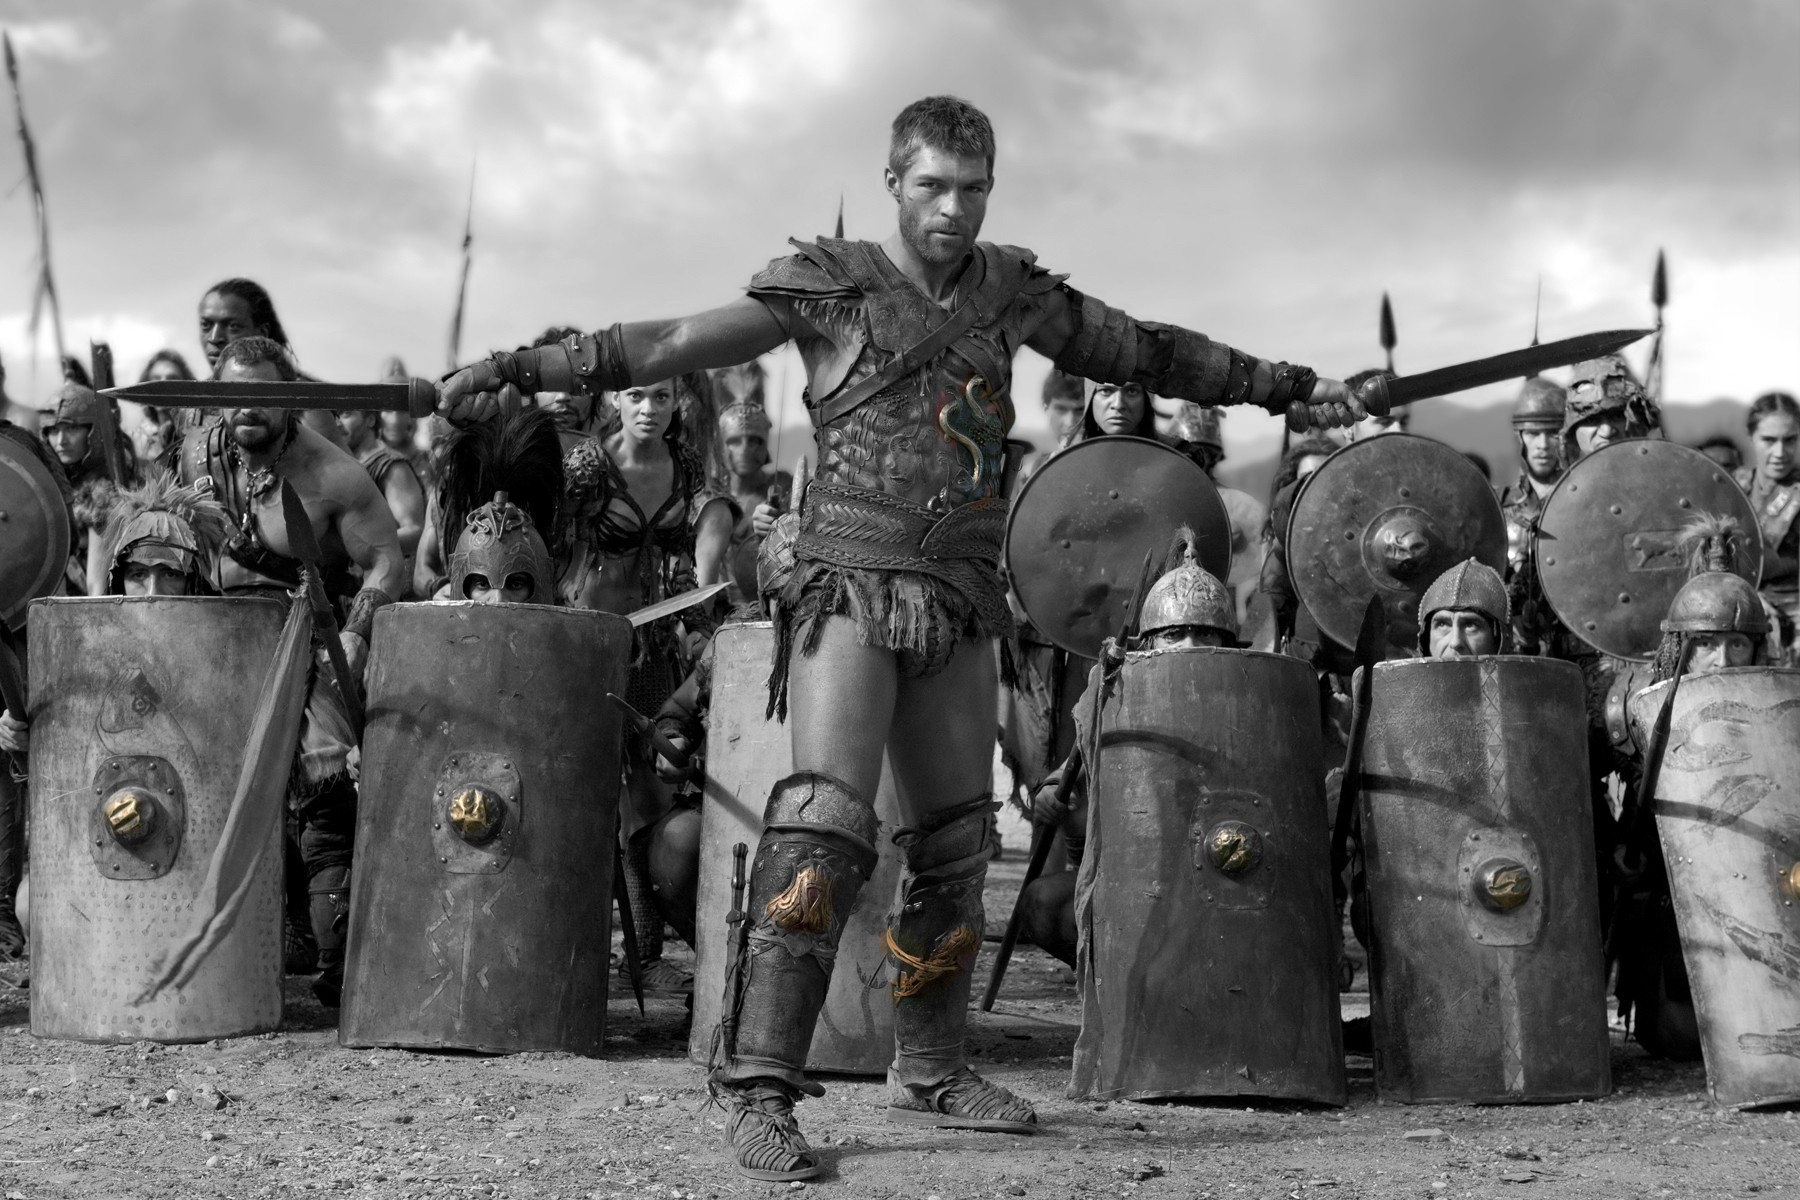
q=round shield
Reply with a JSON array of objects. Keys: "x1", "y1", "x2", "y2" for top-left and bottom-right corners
[
  {"x1": 1535, "y1": 439, "x2": 1761, "y2": 661},
  {"x1": 1, "y1": 435, "x2": 70, "y2": 630},
  {"x1": 1287, "y1": 433, "x2": 1507, "y2": 658},
  {"x1": 1005, "y1": 436, "x2": 1230, "y2": 658}
]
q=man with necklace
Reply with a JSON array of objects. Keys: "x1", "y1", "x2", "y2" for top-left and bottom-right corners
[{"x1": 179, "y1": 335, "x2": 405, "y2": 1006}]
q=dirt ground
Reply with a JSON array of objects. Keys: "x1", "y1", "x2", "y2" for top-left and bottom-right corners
[{"x1": 3, "y1": 819, "x2": 1797, "y2": 1200}]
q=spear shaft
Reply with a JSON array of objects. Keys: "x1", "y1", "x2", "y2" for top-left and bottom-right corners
[
  {"x1": 446, "y1": 158, "x2": 477, "y2": 371},
  {"x1": 4, "y1": 33, "x2": 64, "y2": 365}
]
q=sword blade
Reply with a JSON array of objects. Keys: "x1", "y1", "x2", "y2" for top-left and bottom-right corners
[
  {"x1": 1386, "y1": 328, "x2": 1653, "y2": 405},
  {"x1": 626, "y1": 581, "x2": 730, "y2": 627},
  {"x1": 102, "y1": 378, "x2": 435, "y2": 417}
]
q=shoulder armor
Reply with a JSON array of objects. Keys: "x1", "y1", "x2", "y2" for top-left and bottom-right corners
[
  {"x1": 979, "y1": 243, "x2": 1065, "y2": 299},
  {"x1": 746, "y1": 239, "x2": 862, "y2": 301}
]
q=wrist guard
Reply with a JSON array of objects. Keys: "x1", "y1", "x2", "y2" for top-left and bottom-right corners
[
  {"x1": 562, "y1": 324, "x2": 632, "y2": 397},
  {"x1": 1265, "y1": 362, "x2": 1319, "y2": 417},
  {"x1": 343, "y1": 587, "x2": 394, "y2": 643}
]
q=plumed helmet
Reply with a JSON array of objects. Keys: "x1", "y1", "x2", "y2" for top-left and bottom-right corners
[
  {"x1": 1167, "y1": 403, "x2": 1223, "y2": 451},
  {"x1": 1661, "y1": 514, "x2": 1769, "y2": 637},
  {"x1": 718, "y1": 398, "x2": 772, "y2": 441},
  {"x1": 1511, "y1": 376, "x2": 1566, "y2": 432},
  {"x1": 1417, "y1": 558, "x2": 1509, "y2": 649},
  {"x1": 449, "y1": 491, "x2": 556, "y2": 605},
  {"x1": 49, "y1": 382, "x2": 104, "y2": 429},
  {"x1": 1562, "y1": 354, "x2": 1655, "y2": 437},
  {"x1": 1138, "y1": 526, "x2": 1239, "y2": 642},
  {"x1": 102, "y1": 476, "x2": 230, "y2": 593}
]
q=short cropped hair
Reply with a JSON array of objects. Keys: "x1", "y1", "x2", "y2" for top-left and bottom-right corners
[
  {"x1": 212, "y1": 335, "x2": 298, "y2": 382},
  {"x1": 889, "y1": 96, "x2": 996, "y2": 180}
]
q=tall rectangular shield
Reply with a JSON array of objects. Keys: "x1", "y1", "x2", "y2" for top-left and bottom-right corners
[
  {"x1": 1362, "y1": 656, "x2": 1610, "y2": 1103},
  {"x1": 688, "y1": 621, "x2": 906, "y2": 1074},
  {"x1": 28, "y1": 596, "x2": 287, "y2": 1042},
  {"x1": 1637, "y1": 667, "x2": 1800, "y2": 1109},
  {"x1": 339, "y1": 602, "x2": 631, "y2": 1056},
  {"x1": 1071, "y1": 647, "x2": 1346, "y2": 1104}
]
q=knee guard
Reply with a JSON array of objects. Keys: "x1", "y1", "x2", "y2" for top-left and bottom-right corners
[
  {"x1": 715, "y1": 772, "x2": 880, "y2": 1093},
  {"x1": 885, "y1": 796, "x2": 999, "y2": 1088}
]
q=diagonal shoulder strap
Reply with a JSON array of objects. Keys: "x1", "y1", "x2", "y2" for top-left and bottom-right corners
[{"x1": 812, "y1": 263, "x2": 1032, "y2": 430}]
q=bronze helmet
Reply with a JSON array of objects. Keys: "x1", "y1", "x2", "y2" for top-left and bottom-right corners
[
  {"x1": 1138, "y1": 526, "x2": 1239, "y2": 643},
  {"x1": 1416, "y1": 558, "x2": 1509, "y2": 652},
  {"x1": 1510, "y1": 375, "x2": 1566, "y2": 432},
  {"x1": 1167, "y1": 403, "x2": 1223, "y2": 452},
  {"x1": 449, "y1": 490, "x2": 556, "y2": 605}
]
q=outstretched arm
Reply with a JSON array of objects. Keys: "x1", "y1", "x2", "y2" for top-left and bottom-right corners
[
  {"x1": 1025, "y1": 286, "x2": 1365, "y2": 430},
  {"x1": 437, "y1": 297, "x2": 804, "y2": 426}
]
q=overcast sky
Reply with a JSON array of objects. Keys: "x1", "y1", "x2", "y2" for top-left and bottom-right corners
[{"x1": 1, "y1": 0, "x2": 1795, "y2": 461}]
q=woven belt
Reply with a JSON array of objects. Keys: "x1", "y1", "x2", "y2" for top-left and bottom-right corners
[{"x1": 795, "y1": 480, "x2": 1006, "y2": 573}]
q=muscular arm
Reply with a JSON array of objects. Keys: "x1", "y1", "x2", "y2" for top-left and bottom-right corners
[
  {"x1": 381, "y1": 465, "x2": 427, "y2": 558},
  {"x1": 437, "y1": 297, "x2": 814, "y2": 425},
  {"x1": 332, "y1": 462, "x2": 407, "y2": 601},
  {"x1": 1023, "y1": 286, "x2": 1362, "y2": 429},
  {"x1": 691, "y1": 496, "x2": 735, "y2": 588}
]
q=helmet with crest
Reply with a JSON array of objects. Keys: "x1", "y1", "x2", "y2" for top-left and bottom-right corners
[
  {"x1": 435, "y1": 407, "x2": 564, "y2": 605},
  {"x1": 102, "y1": 475, "x2": 230, "y2": 594},
  {"x1": 1138, "y1": 526, "x2": 1239, "y2": 644},
  {"x1": 1660, "y1": 514, "x2": 1768, "y2": 643}
]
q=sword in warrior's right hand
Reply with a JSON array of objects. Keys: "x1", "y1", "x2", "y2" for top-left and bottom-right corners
[{"x1": 981, "y1": 549, "x2": 1156, "y2": 1012}]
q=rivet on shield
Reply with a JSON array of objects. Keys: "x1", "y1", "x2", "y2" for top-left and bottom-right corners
[
  {"x1": 1678, "y1": 498, "x2": 1692, "y2": 508},
  {"x1": 448, "y1": 787, "x2": 504, "y2": 845},
  {"x1": 1475, "y1": 858, "x2": 1532, "y2": 912},
  {"x1": 1205, "y1": 822, "x2": 1262, "y2": 876},
  {"x1": 103, "y1": 790, "x2": 158, "y2": 846},
  {"x1": 1619, "y1": 594, "x2": 1631, "y2": 604}
]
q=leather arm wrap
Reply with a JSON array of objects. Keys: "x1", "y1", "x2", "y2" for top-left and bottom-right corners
[
  {"x1": 342, "y1": 586, "x2": 394, "y2": 642},
  {"x1": 1053, "y1": 288, "x2": 1267, "y2": 410},
  {"x1": 489, "y1": 325, "x2": 632, "y2": 399}
]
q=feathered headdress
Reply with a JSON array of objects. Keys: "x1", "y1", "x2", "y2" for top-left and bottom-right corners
[
  {"x1": 1679, "y1": 512, "x2": 1749, "y2": 578},
  {"x1": 434, "y1": 406, "x2": 564, "y2": 556},
  {"x1": 100, "y1": 475, "x2": 231, "y2": 589}
]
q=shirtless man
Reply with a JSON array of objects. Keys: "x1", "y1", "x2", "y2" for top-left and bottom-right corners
[
  {"x1": 336, "y1": 408, "x2": 426, "y2": 562},
  {"x1": 179, "y1": 335, "x2": 404, "y2": 1004},
  {"x1": 436, "y1": 95, "x2": 1360, "y2": 1182}
]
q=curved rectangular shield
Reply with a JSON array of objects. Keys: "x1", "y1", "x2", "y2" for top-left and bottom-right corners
[
  {"x1": 688, "y1": 621, "x2": 906, "y2": 1074},
  {"x1": 339, "y1": 602, "x2": 632, "y2": 1056},
  {"x1": 29, "y1": 596, "x2": 287, "y2": 1042},
  {"x1": 1071, "y1": 647, "x2": 1346, "y2": 1104},
  {"x1": 1362, "y1": 656, "x2": 1611, "y2": 1103},
  {"x1": 1636, "y1": 667, "x2": 1800, "y2": 1109}
]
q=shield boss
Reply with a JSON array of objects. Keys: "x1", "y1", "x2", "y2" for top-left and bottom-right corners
[
  {"x1": 1006, "y1": 436, "x2": 1230, "y2": 658},
  {"x1": 1287, "y1": 434, "x2": 1506, "y2": 658},
  {"x1": 1534, "y1": 439, "x2": 1761, "y2": 661}
]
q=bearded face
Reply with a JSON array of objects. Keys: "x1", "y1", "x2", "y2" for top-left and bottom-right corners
[{"x1": 889, "y1": 145, "x2": 990, "y2": 267}]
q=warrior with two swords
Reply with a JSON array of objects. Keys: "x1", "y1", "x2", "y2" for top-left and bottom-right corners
[
  {"x1": 175, "y1": 335, "x2": 406, "y2": 1006},
  {"x1": 428, "y1": 94, "x2": 1367, "y2": 1183}
]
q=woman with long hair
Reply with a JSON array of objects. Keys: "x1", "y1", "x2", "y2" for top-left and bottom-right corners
[{"x1": 1736, "y1": 390, "x2": 1800, "y2": 661}]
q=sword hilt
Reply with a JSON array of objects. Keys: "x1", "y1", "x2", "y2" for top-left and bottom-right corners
[{"x1": 1284, "y1": 374, "x2": 1392, "y2": 434}]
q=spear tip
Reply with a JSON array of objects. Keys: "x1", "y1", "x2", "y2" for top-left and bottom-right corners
[{"x1": 1652, "y1": 248, "x2": 1668, "y2": 311}]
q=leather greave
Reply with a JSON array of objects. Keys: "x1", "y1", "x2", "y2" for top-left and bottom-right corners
[
  {"x1": 886, "y1": 796, "x2": 998, "y2": 1089},
  {"x1": 714, "y1": 772, "x2": 880, "y2": 1093}
]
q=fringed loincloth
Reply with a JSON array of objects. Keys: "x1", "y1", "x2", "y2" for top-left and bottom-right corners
[{"x1": 768, "y1": 479, "x2": 1015, "y2": 719}]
